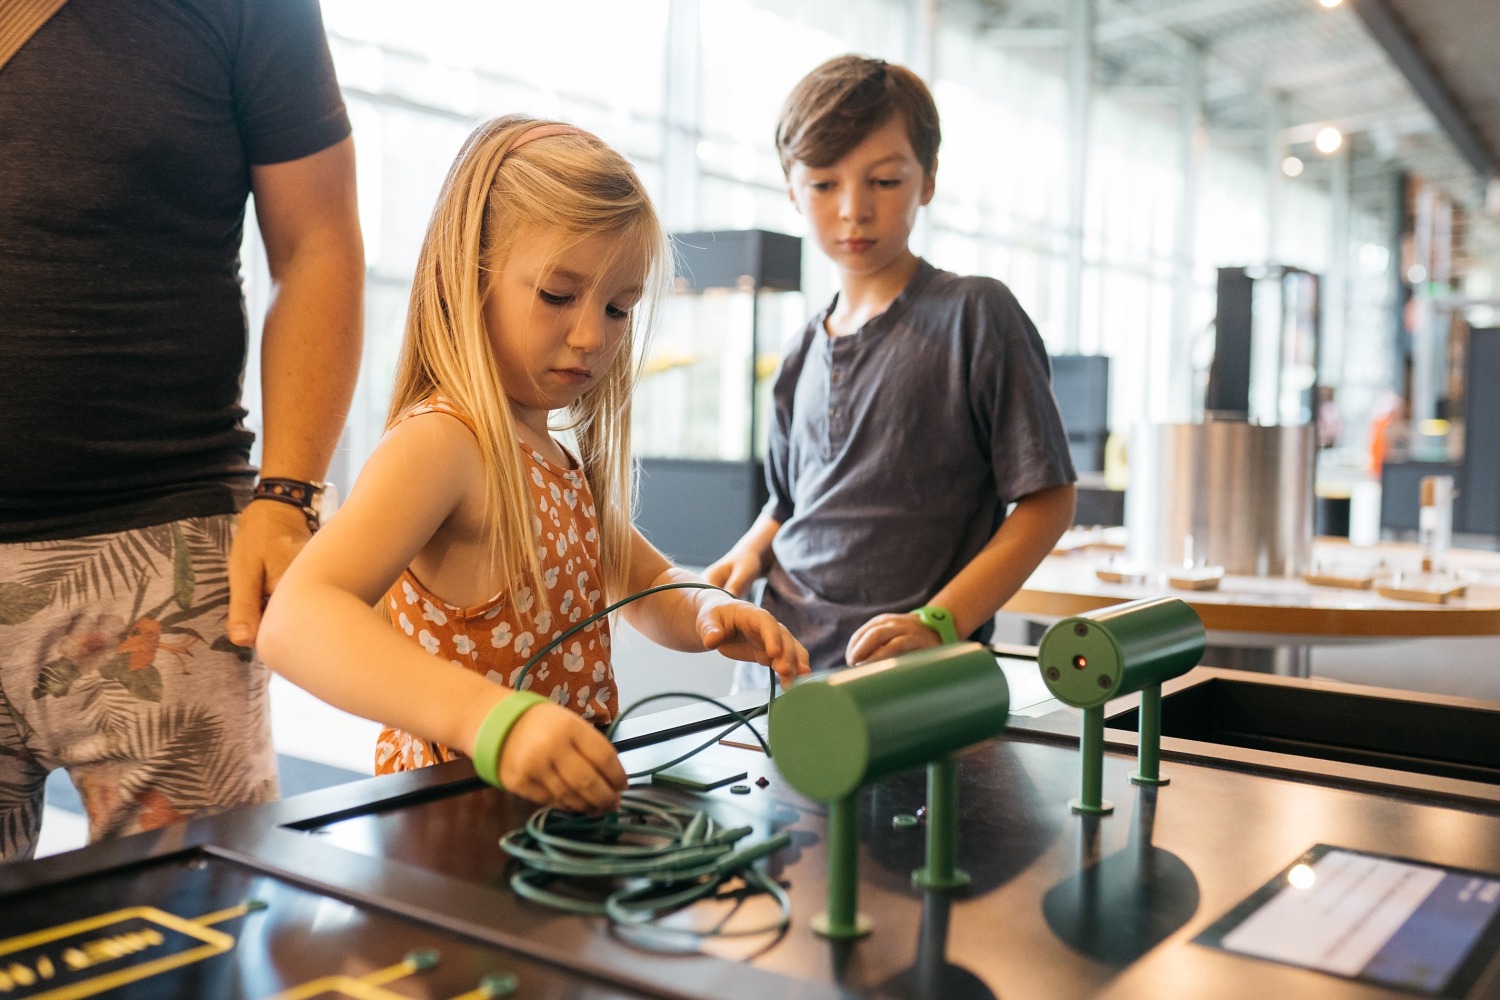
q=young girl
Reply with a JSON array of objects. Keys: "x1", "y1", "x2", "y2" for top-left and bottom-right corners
[{"x1": 259, "y1": 116, "x2": 808, "y2": 815}]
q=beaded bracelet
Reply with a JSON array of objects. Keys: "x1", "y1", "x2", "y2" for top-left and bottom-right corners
[
  {"x1": 251, "y1": 477, "x2": 325, "y2": 533},
  {"x1": 473, "y1": 691, "x2": 549, "y2": 788}
]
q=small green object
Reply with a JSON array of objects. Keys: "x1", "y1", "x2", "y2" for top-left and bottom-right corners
[
  {"x1": 404, "y1": 947, "x2": 440, "y2": 971},
  {"x1": 729, "y1": 784, "x2": 752, "y2": 794},
  {"x1": 1070, "y1": 705, "x2": 1114, "y2": 815},
  {"x1": 1130, "y1": 683, "x2": 1171, "y2": 786},
  {"x1": 1037, "y1": 596, "x2": 1204, "y2": 709},
  {"x1": 473, "y1": 691, "x2": 548, "y2": 788},
  {"x1": 892, "y1": 813, "x2": 919, "y2": 829},
  {"x1": 479, "y1": 971, "x2": 519, "y2": 997},
  {"x1": 813, "y1": 795, "x2": 872, "y2": 938},
  {"x1": 912, "y1": 756, "x2": 970, "y2": 891},
  {"x1": 770, "y1": 643, "x2": 1010, "y2": 801},
  {"x1": 910, "y1": 605, "x2": 959, "y2": 645},
  {"x1": 243, "y1": 899, "x2": 268, "y2": 912}
]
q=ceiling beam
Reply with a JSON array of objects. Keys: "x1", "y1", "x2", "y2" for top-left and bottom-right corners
[{"x1": 1349, "y1": 0, "x2": 1496, "y2": 179}]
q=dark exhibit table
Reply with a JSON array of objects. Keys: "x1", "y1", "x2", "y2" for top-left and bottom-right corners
[{"x1": 3, "y1": 672, "x2": 1499, "y2": 1000}]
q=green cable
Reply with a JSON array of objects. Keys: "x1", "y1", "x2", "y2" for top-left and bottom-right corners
[
  {"x1": 511, "y1": 581, "x2": 727, "y2": 692},
  {"x1": 499, "y1": 788, "x2": 793, "y2": 940},
  {"x1": 499, "y1": 582, "x2": 792, "y2": 942}
]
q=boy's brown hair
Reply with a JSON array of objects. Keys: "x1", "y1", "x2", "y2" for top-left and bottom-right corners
[{"x1": 775, "y1": 54, "x2": 941, "y2": 178}]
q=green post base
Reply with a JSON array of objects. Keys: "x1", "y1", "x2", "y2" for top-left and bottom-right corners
[
  {"x1": 817, "y1": 794, "x2": 871, "y2": 938},
  {"x1": 1129, "y1": 683, "x2": 1169, "y2": 786},
  {"x1": 812, "y1": 912, "x2": 875, "y2": 939},
  {"x1": 1072, "y1": 705, "x2": 1114, "y2": 815},
  {"x1": 912, "y1": 757, "x2": 971, "y2": 892}
]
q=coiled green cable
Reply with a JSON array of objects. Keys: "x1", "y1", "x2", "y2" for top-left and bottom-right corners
[{"x1": 499, "y1": 582, "x2": 791, "y2": 941}]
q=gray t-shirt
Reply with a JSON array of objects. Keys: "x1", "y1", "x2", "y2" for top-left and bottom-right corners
[{"x1": 759, "y1": 260, "x2": 1076, "y2": 674}]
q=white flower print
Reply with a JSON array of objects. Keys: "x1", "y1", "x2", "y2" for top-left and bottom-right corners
[
  {"x1": 543, "y1": 566, "x2": 560, "y2": 589},
  {"x1": 563, "y1": 642, "x2": 584, "y2": 673},
  {"x1": 592, "y1": 661, "x2": 606, "y2": 683},
  {"x1": 570, "y1": 607, "x2": 583, "y2": 622},
  {"x1": 564, "y1": 558, "x2": 575, "y2": 574},
  {"x1": 581, "y1": 703, "x2": 597, "y2": 723},
  {"x1": 490, "y1": 622, "x2": 513, "y2": 648},
  {"x1": 549, "y1": 482, "x2": 562, "y2": 504},
  {"x1": 421, "y1": 600, "x2": 448, "y2": 627},
  {"x1": 563, "y1": 488, "x2": 578, "y2": 509},
  {"x1": 601, "y1": 632, "x2": 610, "y2": 648},
  {"x1": 596, "y1": 685, "x2": 612, "y2": 705},
  {"x1": 507, "y1": 665, "x2": 532, "y2": 690},
  {"x1": 567, "y1": 524, "x2": 579, "y2": 546},
  {"x1": 402, "y1": 581, "x2": 419, "y2": 604},
  {"x1": 388, "y1": 596, "x2": 397, "y2": 611},
  {"x1": 575, "y1": 685, "x2": 591, "y2": 708},
  {"x1": 555, "y1": 535, "x2": 567, "y2": 556},
  {"x1": 559, "y1": 590, "x2": 575, "y2": 616},
  {"x1": 535, "y1": 664, "x2": 550, "y2": 683},
  {"x1": 549, "y1": 685, "x2": 568, "y2": 706},
  {"x1": 453, "y1": 634, "x2": 477, "y2": 657},
  {"x1": 516, "y1": 587, "x2": 535, "y2": 614},
  {"x1": 530, "y1": 468, "x2": 545, "y2": 488},
  {"x1": 483, "y1": 604, "x2": 504, "y2": 621},
  {"x1": 532, "y1": 514, "x2": 543, "y2": 536},
  {"x1": 549, "y1": 507, "x2": 562, "y2": 528},
  {"x1": 418, "y1": 630, "x2": 440, "y2": 655},
  {"x1": 514, "y1": 631, "x2": 535, "y2": 657},
  {"x1": 585, "y1": 527, "x2": 598, "y2": 544},
  {"x1": 535, "y1": 609, "x2": 553, "y2": 634},
  {"x1": 398, "y1": 612, "x2": 414, "y2": 636}
]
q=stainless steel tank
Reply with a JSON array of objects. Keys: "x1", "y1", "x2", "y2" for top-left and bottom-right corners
[{"x1": 1124, "y1": 420, "x2": 1315, "y2": 578}]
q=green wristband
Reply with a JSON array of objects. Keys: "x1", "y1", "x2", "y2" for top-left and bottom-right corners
[
  {"x1": 910, "y1": 605, "x2": 959, "y2": 645},
  {"x1": 472, "y1": 691, "x2": 548, "y2": 788}
]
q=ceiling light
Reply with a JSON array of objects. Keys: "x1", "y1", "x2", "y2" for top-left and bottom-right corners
[
  {"x1": 1319, "y1": 0, "x2": 1342, "y2": 9},
  {"x1": 1281, "y1": 155, "x2": 1305, "y2": 177},
  {"x1": 1315, "y1": 126, "x2": 1342, "y2": 154}
]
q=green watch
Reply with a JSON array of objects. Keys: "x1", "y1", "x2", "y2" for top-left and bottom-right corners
[{"x1": 910, "y1": 605, "x2": 959, "y2": 645}]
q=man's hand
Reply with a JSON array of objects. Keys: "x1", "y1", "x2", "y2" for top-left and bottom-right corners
[{"x1": 229, "y1": 500, "x2": 313, "y2": 647}]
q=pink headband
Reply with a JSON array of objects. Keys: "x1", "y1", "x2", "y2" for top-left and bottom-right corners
[{"x1": 506, "y1": 122, "x2": 591, "y2": 156}]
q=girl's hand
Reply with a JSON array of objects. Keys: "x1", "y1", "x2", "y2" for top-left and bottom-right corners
[
  {"x1": 496, "y1": 702, "x2": 627, "y2": 813},
  {"x1": 845, "y1": 612, "x2": 943, "y2": 667},
  {"x1": 698, "y1": 600, "x2": 810, "y2": 689}
]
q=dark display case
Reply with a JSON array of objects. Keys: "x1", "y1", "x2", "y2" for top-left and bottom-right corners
[{"x1": 632, "y1": 230, "x2": 802, "y2": 567}]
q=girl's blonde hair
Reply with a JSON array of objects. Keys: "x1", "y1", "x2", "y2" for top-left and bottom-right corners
[{"x1": 388, "y1": 114, "x2": 670, "y2": 616}]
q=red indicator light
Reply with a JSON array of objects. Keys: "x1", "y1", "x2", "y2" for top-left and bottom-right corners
[{"x1": 1072, "y1": 655, "x2": 1088, "y2": 670}]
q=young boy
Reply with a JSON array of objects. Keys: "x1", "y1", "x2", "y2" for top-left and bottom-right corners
[{"x1": 706, "y1": 54, "x2": 1077, "y2": 677}]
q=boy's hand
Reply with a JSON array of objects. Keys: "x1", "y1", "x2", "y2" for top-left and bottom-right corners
[
  {"x1": 698, "y1": 600, "x2": 810, "y2": 689},
  {"x1": 703, "y1": 549, "x2": 764, "y2": 599},
  {"x1": 845, "y1": 612, "x2": 943, "y2": 666},
  {"x1": 495, "y1": 702, "x2": 627, "y2": 814}
]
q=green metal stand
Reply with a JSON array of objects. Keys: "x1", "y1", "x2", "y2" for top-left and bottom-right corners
[
  {"x1": 1070, "y1": 705, "x2": 1114, "y2": 815},
  {"x1": 1129, "y1": 684, "x2": 1170, "y2": 786},
  {"x1": 812, "y1": 795, "x2": 872, "y2": 938},
  {"x1": 912, "y1": 756, "x2": 970, "y2": 891}
]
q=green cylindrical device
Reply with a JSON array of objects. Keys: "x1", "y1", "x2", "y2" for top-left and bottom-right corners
[
  {"x1": 769, "y1": 643, "x2": 1011, "y2": 802},
  {"x1": 1037, "y1": 597, "x2": 1205, "y2": 709}
]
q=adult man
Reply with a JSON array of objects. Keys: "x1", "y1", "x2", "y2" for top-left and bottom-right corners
[{"x1": 0, "y1": 0, "x2": 363, "y2": 860}]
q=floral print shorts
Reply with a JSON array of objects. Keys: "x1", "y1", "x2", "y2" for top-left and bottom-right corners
[{"x1": 0, "y1": 515, "x2": 278, "y2": 861}]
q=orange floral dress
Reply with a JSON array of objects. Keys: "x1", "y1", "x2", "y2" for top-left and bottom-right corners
[{"x1": 374, "y1": 397, "x2": 616, "y2": 775}]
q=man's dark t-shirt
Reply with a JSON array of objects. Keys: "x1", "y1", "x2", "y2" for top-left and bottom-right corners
[{"x1": 0, "y1": 0, "x2": 350, "y2": 541}]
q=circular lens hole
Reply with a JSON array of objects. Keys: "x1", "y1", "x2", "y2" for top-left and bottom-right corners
[
  {"x1": 1046, "y1": 667, "x2": 1061, "y2": 681},
  {"x1": 1073, "y1": 623, "x2": 1088, "y2": 637},
  {"x1": 1072, "y1": 654, "x2": 1088, "y2": 670}
]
